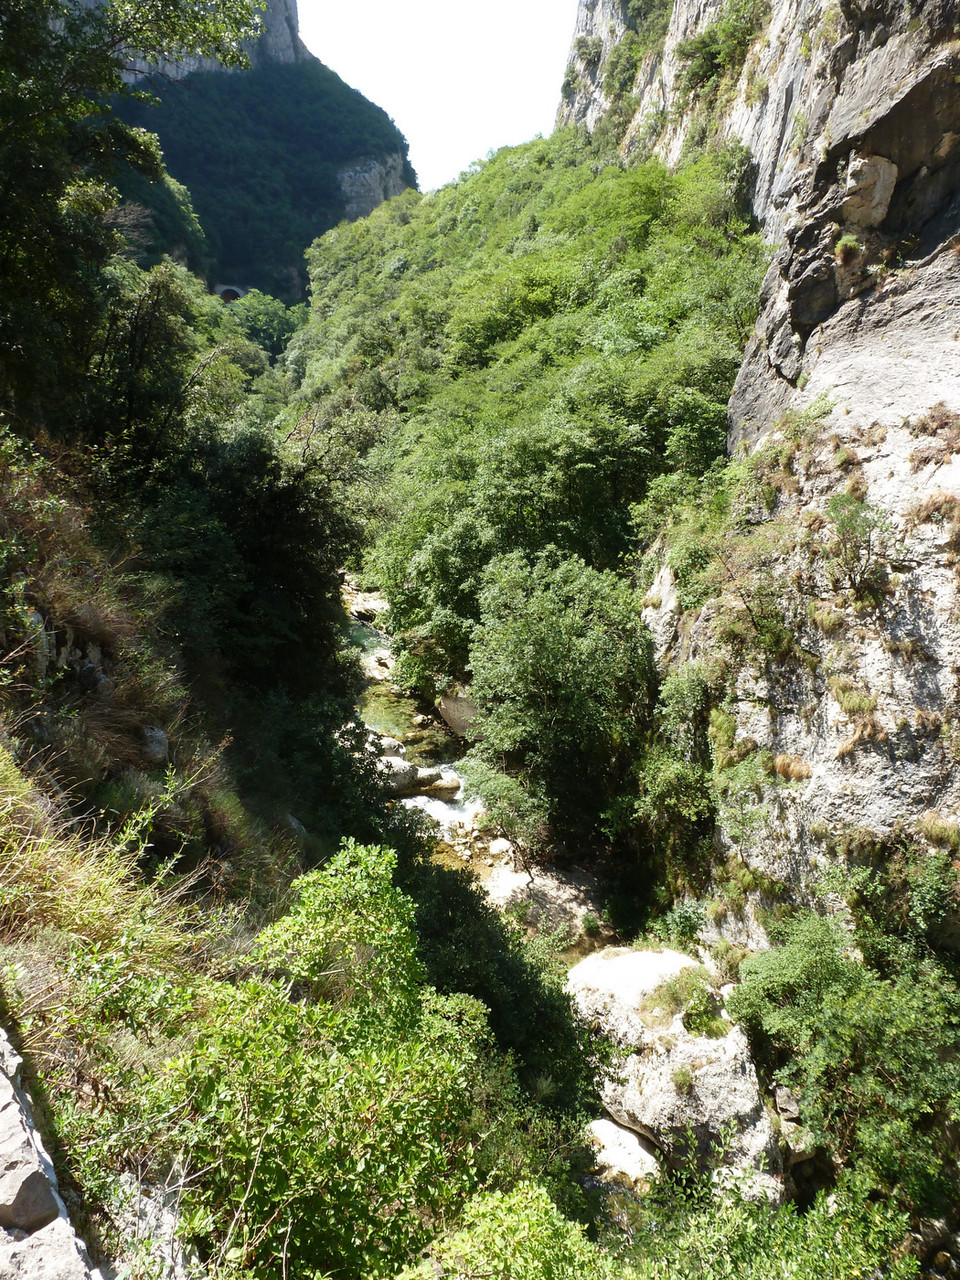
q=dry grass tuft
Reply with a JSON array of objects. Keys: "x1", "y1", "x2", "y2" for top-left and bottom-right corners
[
  {"x1": 909, "y1": 403, "x2": 960, "y2": 471},
  {"x1": 914, "y1": 707, "x2": 943, "y2": 736},
  {"x1": 883, "y1": 635, "x2": 931, "y2": 663},
  {"x1": 835, "y1": 714, "x2": 888, "y2": 758},
  {"x1": 773, "y1": 753, "x2": 812, "y2": 781},
  {"x1": 829, "y1": 676, "x2": 878, "y2": 715},
  {"x1": 0, "y1": 744, "x2": 187, "y2": 961},
  {"x1": 807, "y1": 601, "x2": 844, "y2": 634},
  {"x1": 919, "y1": 809, "x2": 960, "y2": 851},
  {"x1": 905, "y1": 490, "x2": 960, "y2": 528}
]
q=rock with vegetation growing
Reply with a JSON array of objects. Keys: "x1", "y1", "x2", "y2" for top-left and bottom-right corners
[
  {"x1": 566, "y1": 947, "x2": 699, "y2": 1046},
  {"x1": 603, "y1": 1025, "x2": 782, "y2": 1197}
]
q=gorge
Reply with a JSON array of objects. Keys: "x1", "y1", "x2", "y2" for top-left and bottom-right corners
[{"x1": 1, "y1": 0, "x2": 960, "y2": 1277}]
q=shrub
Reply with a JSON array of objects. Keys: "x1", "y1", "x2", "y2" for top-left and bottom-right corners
[
  {"x1": 728, "y1": 913, "x2": 960, "y2": 1209},
  {"x1": 918, "y1": 810, "x2": 960, "y2": 852},
  {"x1": 399, "y1": 1182, "x2": 627, "y2": 1280},
  {"x1": 824, "y1": 493, "x2": 898, "y2": 601},
  {"x1": 676, "y1": 0, "x2": 769, "y2": 102},
  {"x1": 834, "y1": 232, "x2": 861, "y2": 263}
]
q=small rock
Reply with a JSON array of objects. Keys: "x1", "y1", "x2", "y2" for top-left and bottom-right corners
[
  {"x1": 489, "y1": 837, "x2": 514, "y2": 859},
  {"x1": 0, "y1": 1079, "x2": 59, "y2": 1232},
  {"x1": 375, "y1": 756, "x2": 419, "y2": 797},
  {"x1": 141, "y1": 726, "x2": 169, "y2": 766},
  {"x1": 774, "y1": 1086, "x2": 801, "y2": 1121}
]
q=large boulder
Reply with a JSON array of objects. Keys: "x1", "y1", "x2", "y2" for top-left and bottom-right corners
[
  {"x1": 375, "y1": 755, "x2": 420, "y2": 797},
  {"x1": 566, "y1": 947, "x2": 782, "y2": 1198},
  {"x1": 603, "y1": 1026, "x2": 782, "y2": 1198},
  {"x1": 586, "y1": 1119, "x2": 660, "y2": 1190},
  {"x1": 566, "y1": 947, "x2": 698, "y2": 1047}
]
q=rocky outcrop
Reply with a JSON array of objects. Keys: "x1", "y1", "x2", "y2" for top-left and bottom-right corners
[
  {"x1": 568, "y1": 948, "x2": 780, "y2": 1194},
  {"x1": 560, "y1": 1, "x2": 960, "y2": 246},
  {"x1": 567, "y1": 947, "x2": 698, "y2": 1046},
  {"x1": 0, "y1": 1032, "x2": 98, "y2": 1280},
  {"x1": 337, "y1": 155, "x2": 411, "y2": 222},
  {"x1": 247, "y1": 0, "x2": 309, "y2": 67},
  {"x1": 604, "y1": 1026, "x2": 782, "y2": 1197},
  {"x1": 556, "y1": 0, "x2": 629, "y2": 131},
  {"x1": 129, "y1": 0, "x2": 310, "y2": 78}
]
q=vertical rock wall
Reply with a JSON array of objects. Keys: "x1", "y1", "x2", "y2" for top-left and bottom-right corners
[{"x1": 560, "y1": 0, "x2": 960, "y2": 942}]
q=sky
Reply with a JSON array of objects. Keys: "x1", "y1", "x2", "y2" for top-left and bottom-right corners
[{"x1": 297, "y1": 0, "x2": 581, "y2": 192}]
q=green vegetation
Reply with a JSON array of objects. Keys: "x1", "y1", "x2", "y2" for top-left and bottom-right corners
[
  {"x1": 676, "y1": 0, "x2": 770, "y2": 105},
  {"x1": 119, "y1": 58, "x2": 415, "y2": 295},
  {"x1": 729, "y1": 912, "x2": 960, "y2": 1211},
  {"x1": 3, "y1": 1, "x2": 960, "y2": 1277},
  {"x1": 287, "y1": 130, "x2": 764, "y2": 866}
]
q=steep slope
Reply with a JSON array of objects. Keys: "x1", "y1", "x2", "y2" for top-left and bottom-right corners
[
  {"x1": 119, "y1": 0, "x2": 415, "y2": 295},
  {"x1": 562, "y1": 0, "x2": 960, "y2": 947}
]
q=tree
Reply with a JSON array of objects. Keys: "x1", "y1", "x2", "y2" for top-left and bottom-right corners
[
  {"x1": 0, "y1": 0, "x2": 258, "y2": 418},
  {"x1": 462, "y1": 550, "x2": 655, "y2": 852}
]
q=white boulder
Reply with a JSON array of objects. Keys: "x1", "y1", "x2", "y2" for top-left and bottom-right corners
[
  {"x1": 603, "y1": 1026, "x2": 781, "y2": 1192},
  {"x1": 565, "y1": 947, "x2": 698, "y2": 1047},
  {"x1": 586, "y1": 1119, "x2": 660, "y2": 1189}
]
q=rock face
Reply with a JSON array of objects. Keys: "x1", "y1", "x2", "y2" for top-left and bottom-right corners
[
  {"x1": 560, "y1": 0, "x2": 960, "y2": 945},
  {"x1": 248, "y1": 0, "x2": 309, "y2": 67},
  {"x1": 569, "y1": 948, "x2": 780, "y2": 1193},
  {"x1": 0, "y1": 1032, "x2": 98, "y2": 1280},
  {"x1": 567, "y1": 947, "x2": 697, "y2": 1046},
  {"x1": 604, "y1": 1026, "x2": 781, "y2": 1194},
  {"x1": 337, "y1": 155, "x2": 411, "y2": 222}
]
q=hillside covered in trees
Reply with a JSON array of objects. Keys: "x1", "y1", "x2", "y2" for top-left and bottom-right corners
[
  {"x1": 1, "y1": 0, "x2": 959, "y2": 1277},
  {"x1": 119, "y1": 57, "x2": 416, "y2": 295}
]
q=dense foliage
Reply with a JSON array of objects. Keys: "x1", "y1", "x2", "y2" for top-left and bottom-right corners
[
  {"x1": 287, "y1": 129, "x2": 764, "y2": 860},
  {"x1": 119, "y1": 59, "x2": 416, "y2": 294}
]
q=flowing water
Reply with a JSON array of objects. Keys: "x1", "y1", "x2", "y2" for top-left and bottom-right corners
[{"x1": 347, "y1": 618, "x2": 482, "y2": 833}]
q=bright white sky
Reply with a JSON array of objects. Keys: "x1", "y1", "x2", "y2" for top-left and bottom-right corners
[{"x1": 297, "y1": 0, "x2": 580, "y2": 192}]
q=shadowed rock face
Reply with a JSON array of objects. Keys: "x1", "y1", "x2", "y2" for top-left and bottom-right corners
[{"x1": 0, "y1": 1031, "x2": 97, "y2": 1279}]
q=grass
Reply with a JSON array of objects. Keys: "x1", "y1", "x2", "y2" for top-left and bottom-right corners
[
  {"x1": 908, "y1": 403, "x2": 960, "y2": 471},
  {"x1": 918, "y1": 810, "x2": 960, "y2": 851},
  {"x1": 914, "y1": 708, "x2": 942, "y2": 736},
  {"x1": 883, "y1": 636, "x2": 930, "y2": 662},
  {"x1": 0, "y1": 745, "x2": 187, "y2": 956},
  {"x1": 808, "y1": 601, "x2": 845, "y2": 634},
  {"x1": 905, "y1": 490, "x2": 960, "y2": 529},
  {"x1": 772, "y1": 753, "x2": 812, "y2": 781},
  {"x1": 828, "y1": 677, "x2": 878, "y2": 716}
]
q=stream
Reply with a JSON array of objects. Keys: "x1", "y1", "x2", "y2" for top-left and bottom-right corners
[{"x1": 345, "y1": 613, "x2": 484, "y2": 834}]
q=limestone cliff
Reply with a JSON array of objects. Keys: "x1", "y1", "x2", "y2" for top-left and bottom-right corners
[
  {"x1": 337, "y1": 153, "x2": 412, "y2": 222},
  {"x1": 562, "y1": 0, "x2": 960, "y2": 943}
]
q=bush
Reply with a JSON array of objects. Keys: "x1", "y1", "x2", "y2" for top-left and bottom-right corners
[
  {"x1": 676, "y1": 0, "x2": 769, "y2": 102},
  {"x1": 728, "y1": 913, "x2": 960, "y2": 1209},
  {"x1": 462, "y1": 550, "x2": 655, "y2": 852}
]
